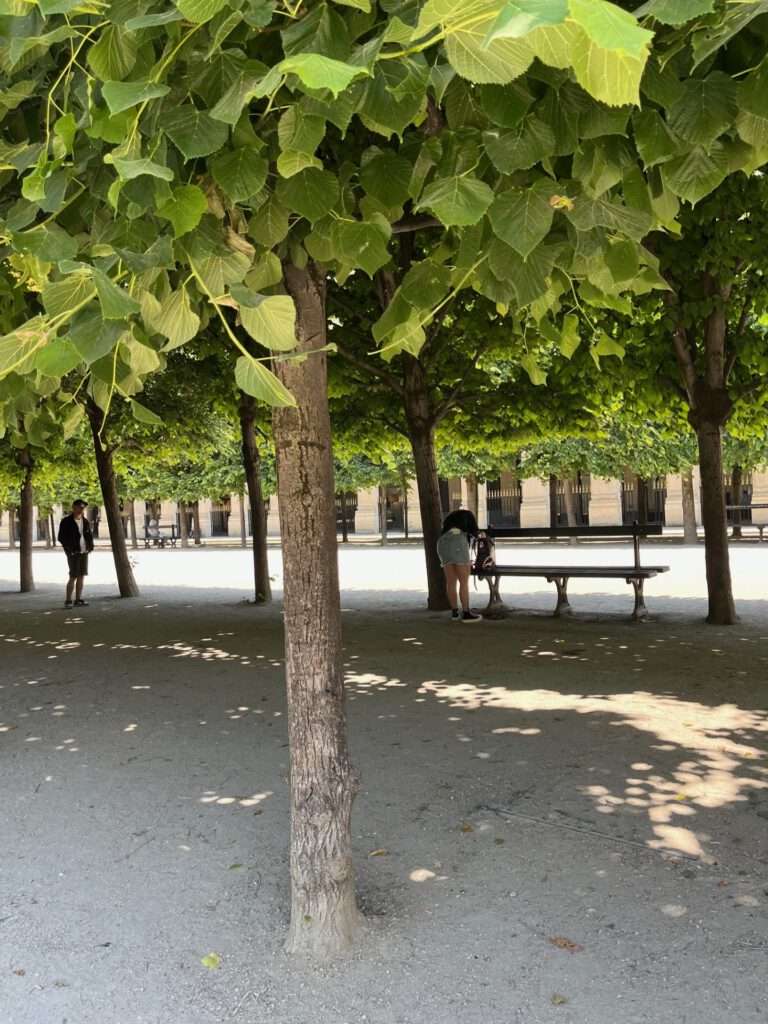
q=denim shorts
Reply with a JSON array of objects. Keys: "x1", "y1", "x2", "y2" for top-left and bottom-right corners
[{"x1": 436, "y1": 529, "x2": 471, "y2": 567}]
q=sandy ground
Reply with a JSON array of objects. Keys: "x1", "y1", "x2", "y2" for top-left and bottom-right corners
[{"x1": 1, "y1": 544, "x2": 767, "y2": 1024}]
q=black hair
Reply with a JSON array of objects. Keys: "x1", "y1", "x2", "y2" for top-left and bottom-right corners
[{"x1": 441, "y1": 508, "x2": 479, "y2": 537}]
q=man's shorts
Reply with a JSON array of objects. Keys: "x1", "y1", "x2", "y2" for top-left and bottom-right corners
[{"x1": 66, "y1": 552, "x2": 89, "y2": 579}]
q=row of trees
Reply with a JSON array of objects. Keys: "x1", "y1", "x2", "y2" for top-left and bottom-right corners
[{"x1": 2, "y1": 0, "x2": 768, "y2": 957}]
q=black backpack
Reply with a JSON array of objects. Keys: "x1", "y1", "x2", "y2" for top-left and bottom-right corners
[{"x1": 472, "y1": 532, "x2": 496, "y2": 577}]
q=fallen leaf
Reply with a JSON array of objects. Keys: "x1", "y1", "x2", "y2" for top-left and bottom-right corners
[
  {"x1": 674, "y1": 793, "x2": 689, "y2": 801},
  {"x1": 460, "y1": 823, "x2": 474, "y2": 833},
  {"x1": 13, "y1": 968, "x2": 25, "y2": 977},
  {"x1": 551, "y1": 993, "x2": 569, "y2": 1005},
  {"x1": 200, "y1": 953, "x2": 221, "y2": 970},
  {"x1": 718, "y1": 880, "x2": 729, "y2": 887},
  {"x1": 548, "y1": 936, "x2": 584, "y2": 953},
  {"x1": 494, "y1": 838, "x2": 505, "y2": 845},
  {"x1": 368, "y1": 848, "x2": 388, "y2": 857},
  {"x1": 228, "y1": 863, "x2": 243, "y2": 870}
]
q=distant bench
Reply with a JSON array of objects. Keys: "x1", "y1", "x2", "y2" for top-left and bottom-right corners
[
  {"x1": 144, "y1": 523, "x2": 178, "y2": 548},
  {"x1": 472, "y1": 524, "x2": 670, "y2": 621},
  {"x1": 726, "y1": 504, "x2": 768, "y2": 541}
]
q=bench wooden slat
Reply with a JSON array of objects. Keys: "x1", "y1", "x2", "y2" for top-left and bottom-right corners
[
  {"x1": 474, "y1": 565, "x2": 669, "y2": 578},
  {"x1": 487, "y1": 525, "x2": 663, "y2": 539}
]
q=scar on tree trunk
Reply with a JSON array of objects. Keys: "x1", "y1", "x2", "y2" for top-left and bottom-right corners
[
  {"x1": 18, "y1": 446, "x2": 34, "y2": 593},
  {"x1": 87, "y1": 400, "x2": 139, "y2": 598},
  {"x1": 274, "y1": 260, "x2": 361, "y2": 957}
]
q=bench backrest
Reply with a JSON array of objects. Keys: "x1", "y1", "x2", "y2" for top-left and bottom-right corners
[{"x1": 481, "y1": 523, "x2": 662, "y2": 570}]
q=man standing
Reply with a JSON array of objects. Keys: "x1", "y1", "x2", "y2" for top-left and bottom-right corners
[{"x1": 57, "y1": 499, "x2": 94, "y2": 609}]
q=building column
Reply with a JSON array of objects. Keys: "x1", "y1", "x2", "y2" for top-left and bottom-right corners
[
  {"x1": 405, "y1": 483, "x2": 422, "y2": 535},
  {"x1": 520, "y1": 477, "x2": 549, "y2": 527},
  {"x1": 750, "y1": 471, "x2": 768, "y2": 525},
  {"x1": 588, "y1": 477, "x2": 622, "y2": 526},
  {"x1": 355, "y1": 486, "x2": 379, "y2": 536},
  {"x1": 477, "y1": 481, "x2": 488, "y2": 527},
  {"x1": 664, "y1": 473, "x2": 683, "y2": 528},
  {"x1": 267, "y1": 494, "x2": 281, "y2": 537},
  {"x1": 691, "y1": 466, "x2": 702, "y2": 524}
]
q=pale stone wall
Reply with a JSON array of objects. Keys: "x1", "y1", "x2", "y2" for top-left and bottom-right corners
[
  {"x1": 750, "y1": 471, "x2": 768, "y2": 525},
  {"x1": 355, "y1": 486, "x2": 380, "y2": 536},
  {"x1": 589, "y1": 477, "x2": 623, "y2": 526},
  {"x1": 520, "y1": 477, "x2": 549, "y2": 527}
]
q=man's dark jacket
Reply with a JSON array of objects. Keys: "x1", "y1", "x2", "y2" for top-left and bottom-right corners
[{"x1": 57, "y1": 514, "x2": 94, "y2": 555}]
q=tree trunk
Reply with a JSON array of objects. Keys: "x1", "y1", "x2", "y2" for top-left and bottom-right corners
[
  {"x1": 273, "y1": 261, "x2": 360, "y2": 958},
  {"x1": 43, "y1": 514, "x2": 52, "y2": 548},
  {"x1": 239, "y1": 391, "x2": 272, "y2": 605},
  {"x1": 466, "y1": 473, "x2": 479, "y2": 521},
  {"x1": 179, "y1": 500, "x2": 190, "y2": 549},
  {"x1": 8, "y1": 505, "x2": 16, "y2": 548},
  {"x1": 562, "y1": 475, "x2": 578, "y2": 545},
  {"x1": 191, "y1": 501, "x2": 202, "y2": 544},
  {"x1": 238, "y1": 492, "x2": 247, "y2": 548},
  {"x1": 696, "y1": 422, "x2": 736, "y2": 624},
  {"x1": 49, "y1": 511, "x2": 56, "y2": 549},
  {"x1": 339, "y1": 491, "x2": 348, "y2": 543},
  {"x1": 404, "y1": 358, "x2": 449, "y2": 610},
  {"x1": 87, "y1": 402, "x2": 139, "y2": 598},
  {"x1": 379, "y1": 485, "x2": 388, "y2": 545},
  {"x1": 128, "y1": 499, "x2": 138, "y2": 550},
  {"x1": 730, "y1": 464, "x2": 743, "y2": 539},
  {"x1": 681, "y1": 467, "x2": 698, "y2": 544},
  {"x1": 18, "y1": 450, "x2": 34, "y2": 593},
  {"x1": 401, "y1": 471, "x2": 409, "y2": 539}
]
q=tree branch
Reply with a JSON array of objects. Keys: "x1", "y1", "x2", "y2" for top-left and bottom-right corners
[
  {"x1": 433, "y1": 340, "x2": 493, "y2": 423},
  {"x1": 334, "y1": 343, "x2": 404, "y2": 396},
  {"x1": 391, "y1": 214, "x2": 442, "y2": 234}
]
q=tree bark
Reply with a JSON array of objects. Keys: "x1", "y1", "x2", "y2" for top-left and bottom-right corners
[
  {"x1": 681, "y1": 467, "x2": 698, "y2": 544},
  {"x1": 562, "y1": 475, "x2": 578, "y2": 545},
  {"x1": 239, "y1": 391, "x2": 272, "y2": 604},
  {"x1": 87, "y1": 401, "x2": 139, "y2": 598},
  {"x1": 696, "y1": 420, "x2": 737, "y2": 624},
  {"x1": 730, "y1": 464, "x2": 743, "y2": 539},
  {"x1": 401, "y1": 470, "x2": 409, "y2": 539},
  {"x1": 8, "y1": 505, "x2": 17, "y2": 548},
  {"x1": 49, "y1": 511, "x2": 56, "y2": 549},
  {"x1": 191, "y1": 500, "x2": 202, "y2": 544},
  {"x1": 238, "y1": 492, "x2": 247, "y2": 548},
  {"x1": 18, "y1": 449, "x2": 34, "y2": 593},
  {"x1": 274, "y1": 261, "x2": 360, "y2": 958},
  {"x1": 379, "y1": 485, "x2": 388, "y2": 545},
  {"x1": 128, "y1": 499, "x2": 138, "y2": 550},
  {"x1": 404, "y1": 356, "x2": 449, "y2": 610},
  {"x1": 466, "y1": 473, "x2": 479, "y2": 521},
  {"x1": 179, "y1": 500, "x2": 190, "y2": 549}
]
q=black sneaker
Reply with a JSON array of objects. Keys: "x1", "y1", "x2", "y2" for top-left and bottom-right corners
[
  {"x1": 462, "y1": 610, "x2": 482, "y2": 622},
  {"x1": 451, "y1": 609, "x2": 460, "y2": 621},
  {"x1": 64, "y1": 600, "x2": 73, "y2": 609},
  {"x1": 74, "y1": 599, "x2": 89, "y2": 606}
]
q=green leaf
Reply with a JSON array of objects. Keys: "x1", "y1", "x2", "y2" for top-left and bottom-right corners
[
  {"x1": 415, "y1": 175, "x2": 493, "y2": 226},
  {"x1": 123, "y1": 335, "x2": 161, "y2": 375},
  {"x1": 484, "y1": 115, "x2": 556, "y2": 172},
  {"x1": 0, "y1": 318, "x2": 49, "y2": 380},
  {"x1": 331, "y1": 218, "x2": 391, "y2": 277},
  {"x1": 102, "y1": 80, "x2": 171, "y2": 115},
  {"x1": 130, "y1": 398, "x2": 163, "y2": 425},
  {"x1": 105, "y1": 155, "x2": 175, "y2": 182},
  {"x1": 176, "y1": 0, "x2": 228, "y2": 23},
  {"x1": 632, "y1": 109, "x2": 680, "y2": 168},
  {"x1": 633, "y1": 0, "x2": 714, "y2": 26},
  {"x1": 248, "y1": 196, "x2": 290, "y2": 247},
  {"x1": 446, "y1": 13, "x2": 534, "y2": 84},
  {"x1": 200, "y1": 952, "x2": 222, "y2": 969},
  {"x1": 484, "y1": 0, "x2": 567, "y2": 43},
  {"x1": 157, "y1": 185, "x2": 208, "y2": 237},
  {"x1": 94, "y1": 270, "x2": 140, "y2": 320},
  {"x1": 41, "y1": 273, "x2": 94, "y2": 318},
  {"x1": 230, "y1": 287, "x2": 297, "y2": 351},
  {"x1": 660, "y1": 142, "x2": 729, "y2": 205},
  {"x1": 568, "y1": 0, "x2": 652, "y2": 60},
  {"x1": 210, "y1": 149, "x2": 268, "y2": 203},
  {"x1": 62, "y1": 402, "x2": 84, "y2": 440},
  {"x1": 33, "y1": 338, "x2": 82, "y2": 377},
  {"x1": 125, "y1": 9, "x2": 185, "y2": 28},
  {"x1": 276, "y1": 168, "x2": 340, "y2": 223},
  {"x1": 667, "y1": 73, "x2": 739, "y2": 147},
  {"x1": 360, "y1": 150, "x2": 413, "y2": 208},
  {"x1": 147, "y1": 288, "x2": 200, "y2": 351},
  {"x1": 245, "y1": 253, "x2": 283, "y2": 291},
  {"x1": 235, "y1": 356, "x2": 296, "y2": 406},
  {"x1": 488, "y1": 183, "x2": 554, "y2": 259},
  {"x1": 520, "y1": 352, "x2": 547, "y2": 385},
  {"x1": 161, "y1": 106, "x2": 229, "y2": 160},
  {"x1": 566, "y1": 195, "x2": 651, "y2": 239},
  {"x1": 53, "y1": 113, "x2": 76, "y2": 155},
  {"x1": 558, "y1": 314, "x2": 580, "y2": 358},
  {"x1": 593, "y1": 330, "x2": 624, "y2": 358},
  {"x1": 68, "y1": 313, "x2": 123, "y2": 364},
  {"x1": 87, "y1": 26, "x2": 138, "y2": 82},
  {"x1": 13, "y1": 223, "x2": 78, "y2": 262},
  {"x1": 278, "y1": 54, "x2": 369, "y2": 97},
  {"x1": 691, "y1": 1, "x2": 768, "y2": 69},
  {"x1": 605, "y1": 238, "x2": 639, "y2": 283}
]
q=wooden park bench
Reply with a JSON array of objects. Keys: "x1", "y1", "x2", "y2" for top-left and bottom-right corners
[
  {"x1": 472, "y1": 524, "x2": 670, "y2": 621},
  {"x1": 144, "y1": 522, "x2": 178, "y2": 548},
  {"x1": 726, "y1": 504, "x2": 768, "y2": 541}
]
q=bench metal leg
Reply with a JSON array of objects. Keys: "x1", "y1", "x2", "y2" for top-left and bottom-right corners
[
  {"x1": 631, "y1": 578, "x2": 649, "y2": 621},
  {"x1": 550, "y1": 576, "x2": 572, "y2": 617},
  {"x1": 482, "y1": 576, "x2": 509, "y2": 619}
]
